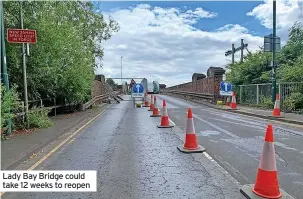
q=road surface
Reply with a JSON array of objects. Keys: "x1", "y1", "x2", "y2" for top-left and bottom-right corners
[
  {"x1": 156, "y1": 94, "x2": 303, "y2": 199},
  {"x1": 2, "y1": 95, "x2": 242, "y2": 199}
]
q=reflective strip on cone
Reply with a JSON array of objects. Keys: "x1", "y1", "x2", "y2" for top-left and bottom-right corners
[
  {"x1": 259, "y1": 142, "x2": 277, "y2": 171},
  {"x1": 186, "y1": 118, "x2": 195, "y2": 134}
]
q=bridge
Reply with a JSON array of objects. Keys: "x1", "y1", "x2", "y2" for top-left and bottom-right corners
[{"x1": 1, "y1": 66, "x2": 303, "y2": 199}]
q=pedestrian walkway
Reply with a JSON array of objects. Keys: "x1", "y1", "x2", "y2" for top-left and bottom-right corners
[
  {"x1": 1, "y1": 104, "x2": 108, "y2": 170},
  {"x1": 191, "y1": 98, "x2": 303, "y2": 125}
]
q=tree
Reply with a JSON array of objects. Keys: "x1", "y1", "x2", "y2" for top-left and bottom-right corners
[
  {"x1": 227, "y1": 22, "x2": 303, "y2": 85},
  {"x1": 106, "y1": 78, "x2": 118, "y2": 90},
  {"x1": 4, "y1": 1, "x2": 119, "y2": 104}
]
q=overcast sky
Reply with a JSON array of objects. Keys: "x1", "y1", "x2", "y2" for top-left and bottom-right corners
[{"x1": 95, "y1": 0, "x2": 303, "y2": 86}]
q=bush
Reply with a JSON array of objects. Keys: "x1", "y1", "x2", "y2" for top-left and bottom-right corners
[
  {"x1": 259, "y1": 95, "x2": 274, "y2": 109},
  {"x1": 28, "y1": 110, "x2": 53, "y2": 128},
  {"x1": 1, "y1": 84, "x2": 21, "y2": 131},
  {"x1": 283, "y1": 92, "x2": 303, "y2": 112}
]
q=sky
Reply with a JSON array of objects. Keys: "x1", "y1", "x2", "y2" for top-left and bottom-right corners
[{"x1": 94, "y1": 0, "x2": 303, "y2": 87}]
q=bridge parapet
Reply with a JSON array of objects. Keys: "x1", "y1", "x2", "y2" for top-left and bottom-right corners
[{"x1": 164, "y1": 67, "x2": 225, "y2": 103}]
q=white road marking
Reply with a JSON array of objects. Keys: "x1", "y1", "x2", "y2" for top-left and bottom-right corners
[{"x1": 169, "y1": 118, "x2": 176, "y2": 126}]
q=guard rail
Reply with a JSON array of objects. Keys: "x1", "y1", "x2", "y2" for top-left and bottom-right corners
[
  {"x1": 82, "y1": 91, "x2": 118, "y2": 110},
  {"x1": 161, "y1": 90, "x2": 215, "y2": 101}
]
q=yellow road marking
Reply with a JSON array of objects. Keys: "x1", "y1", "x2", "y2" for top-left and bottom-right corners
[{"x1": 0, "y1": 105, "x2": 109, "y2": 197}]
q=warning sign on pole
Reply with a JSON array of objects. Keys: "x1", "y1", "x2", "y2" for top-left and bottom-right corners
[{"x1": 7, "y1": 28, "x2": 37, "y2": 44}]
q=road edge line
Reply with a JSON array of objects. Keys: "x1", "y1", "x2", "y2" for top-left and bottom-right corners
[
  {"x1": 168, "y1": 117, "x2": 242, "y2": 187},
  {"x1": 27, "y1": 105, "x2": 111, "y2": 171}
]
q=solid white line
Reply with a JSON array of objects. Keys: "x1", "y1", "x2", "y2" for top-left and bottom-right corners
[
  {"x1": 203, "y1": 152, "x2": 241, "y2": 185},
  {"x1": 169, "y1": 118, "x2": 176, "y2": 126}
]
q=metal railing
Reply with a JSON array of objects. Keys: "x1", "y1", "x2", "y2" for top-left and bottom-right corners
[{"x1": 235, "y1": 82, "x2": 303, "y2": 107}]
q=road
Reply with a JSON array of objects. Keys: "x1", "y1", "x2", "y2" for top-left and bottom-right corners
[
  {"x1": 2, "y1": 95, "x2": 242, "y2": 199},
  {"x1": 156, "y1": 94, "x2": 303, "y2": 199}
]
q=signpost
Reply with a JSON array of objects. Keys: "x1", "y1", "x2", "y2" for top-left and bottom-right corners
[
  {"x1": 131, "y1": 83, "x2": 144, "y2": 98},
  {"x1": 219, "y1": 81, "x2": 232, "y2": 96},
  {"x1": 7, "y1": 28, "x2": 37, "y2": 44}
]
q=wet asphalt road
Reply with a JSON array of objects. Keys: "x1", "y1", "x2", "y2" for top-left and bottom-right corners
[
  {"x1": 155, "y1": 94, "x2": 303, "y2": 199},
  {"x1": 3, "y1": 95, "x2": 242, "y2": 199}
]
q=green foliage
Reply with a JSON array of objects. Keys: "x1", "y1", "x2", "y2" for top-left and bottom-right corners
[
  {"x1": 28, "y1": 110, "x2": 53, "y2": 128},
  {"x1": 283, "y1": 92, "x2": 303, "y2": 112},
  {"x1": 227, "y1": 22, "x2": 303, "y2": 85},
  {"x1": 259, "y1": 96, "x2": 274, "y2": 109},
  {"x1": 4, "y1": 1, "x2": 119, "y2": 103},
  {"x1": 1, "y1": 84, "x2": 22, "y2": 130},
  {"x1": 106, "y1": 78, "x2": 118, "y2": 90}
]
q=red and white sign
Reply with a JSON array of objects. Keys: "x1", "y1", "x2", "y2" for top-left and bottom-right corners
[{"x1": 7, "y1": 29, "x2": 37, "y2": 44}]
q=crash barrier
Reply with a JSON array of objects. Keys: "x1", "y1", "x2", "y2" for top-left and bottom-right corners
[{"x1": 82, "y1": 91, "x2": 119, "y2": 110}]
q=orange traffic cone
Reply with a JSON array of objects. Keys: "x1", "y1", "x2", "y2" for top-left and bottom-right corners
[
  {"x1": 240, "y1": 124, "x2": 294, "y2": 199},
  {"x1": 158, "y1": 100, "x2": 174, "y2": 128},
  {"x1": 143, "y1": 92, "x2": 150, "y2": 107},
  {"x1": 230, "y1": 92, "x2": 237, "y2": 109},
  {"x1": 226, "y1": 96, "x2": 230, "y2": 106},
  {"x1": 177, "y1": 108, "x2": 205, "y2": 153},
  {"x1": 150, "y1": 96, "x2": 161, "y2": 117},
  {"x1": 273, "y1": 94, "x2": 282, "y2": 117},
  {"x1": 148, "y1": 94, "x2": 154, "y2": 111}
]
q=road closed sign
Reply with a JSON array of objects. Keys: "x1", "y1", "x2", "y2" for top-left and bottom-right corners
[{"x1": 7, "y1": 29, "x2": 37, "y2": 44}]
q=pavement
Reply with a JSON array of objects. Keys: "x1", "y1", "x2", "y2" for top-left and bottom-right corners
[
  {"x1": 1, "y1": 104, "x2": 109, "y2": 170},
  {"x1": 155, "y1": 94, "x2": 303, "y2": 199},
  {"x1": 2, "y1": 95, "x2": 244, "y2": 199}
]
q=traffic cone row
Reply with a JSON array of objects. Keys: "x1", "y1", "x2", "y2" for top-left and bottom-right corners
[
  {"x1": 157, "y1": 100, "x2": 174, "y2": 128},
  {"x1": 148, "y1": 94, "x2": 154, "y2": 111},
  {"x1": 142, "y1": 94, "x2": 294, "y2": 199},
  {"x1": 177, "y1": 108, "x2": 205, "y2": 153},
  {"x1": 143, "y1": 91, "x2": 150, "y2": 107},
  {"x1": 230, "y1": 91, "x2": 237, "y2": 109},
  {"x1": 150, "y1": 96, "x2": 161, "y2": 117},
  {"x1": 272, "y1": 94, "x2": 281, "y2": 117},
  {"x1": 240, "y1": 123, "x2": 294, "y2": 199},
  {"x1": 226, "y1": 96, "x2": 230, "y2": 106}
]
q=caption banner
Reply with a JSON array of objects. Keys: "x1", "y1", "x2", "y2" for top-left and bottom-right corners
[{"x1": 0, "y1": 170, "x2": 97, "y2": 192}]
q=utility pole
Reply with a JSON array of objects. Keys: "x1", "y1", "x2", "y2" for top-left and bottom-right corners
[
  {"x1": 20, "y1": 1, "x2": 29, "y2": 128},
  {"x1": 120, "y1": 56, "x2": 123, "y2": 85},
  {"x1": 240, "y1": 39, "x2": 244, "y2": 63},
  {"x1": 231, "y1": 44, "x2": 235, "y2": 64},
  {"x1": 1, "y1": 1, "x2": 12, "y2": 136},
  {"x1": 272, "y1": 0, "x2": 277, "y2": 102},
  {"x1": 225, "y1": 40, "x2": 248, "y2": 64}
]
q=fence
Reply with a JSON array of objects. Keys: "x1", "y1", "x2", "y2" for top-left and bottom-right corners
[{"x1": 234, "y1": 82, "x2": 303, "y2": 109}]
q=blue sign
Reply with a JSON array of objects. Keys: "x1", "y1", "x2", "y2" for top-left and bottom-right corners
[
  {"x1": 220, "y1": 81, "x2": 232, "y2": 96},
  {"x1": 132, "y1": 83, "x2": 144, "y2": 98}
]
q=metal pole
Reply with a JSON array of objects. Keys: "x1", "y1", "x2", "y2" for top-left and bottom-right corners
[
  {"x1": 20, "y1": 2, "x2": 29, "y2": 128},
  {"x1": 272, "y1": 0, "x2": 277, "y2": 102},
  {"x1": 240, "y1": 39, "x2": 244, "y2": 63},
  {"x1": 120, "y1": 56, "x2": 123, "y2": 85},
  {"x1": 231, "y1": 44, "x2": 235, "y2": 64},
  {"x1": 1, "y1": 1, "x2": 12, "y2": 135}
]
